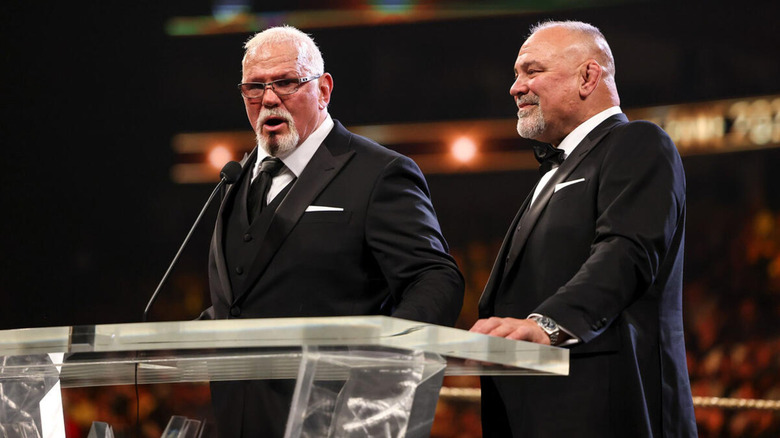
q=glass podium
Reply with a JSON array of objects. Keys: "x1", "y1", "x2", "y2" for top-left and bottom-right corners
[{"x1": 0, "y1": 316, "x2": 568, "y2": 437}]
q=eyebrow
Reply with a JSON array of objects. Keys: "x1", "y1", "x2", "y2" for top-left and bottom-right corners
[
  {"x1": 515, "y1": 60, "x2": 543, "y2": 75},
  {"x1": 519, "y1": 60, "x2": 542, "y2": 69},
  {"x1": 244, "y1": 71, "x2": 301, "y2": 82}
]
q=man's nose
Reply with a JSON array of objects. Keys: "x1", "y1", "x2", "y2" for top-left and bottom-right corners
[
  {"x1": 510, "y1": 77, "x2": 528, "y2": 97},
  {"x1": 261, "y1": 87, "x2": 282, "y2": 107}
]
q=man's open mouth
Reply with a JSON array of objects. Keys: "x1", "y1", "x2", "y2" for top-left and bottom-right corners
[{"x1": 262, "y1": 116, "x2": 288, "y2": 131}]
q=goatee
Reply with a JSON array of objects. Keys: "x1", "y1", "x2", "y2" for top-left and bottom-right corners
[
  {"x1": 255, "y1": 108, "x2": 300, "y2": 157},
  {"x1": 516, "y1": 96, "x2": 545, "y2": 140}
]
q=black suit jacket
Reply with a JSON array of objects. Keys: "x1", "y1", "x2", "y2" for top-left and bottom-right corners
[
  {"x1": 202, "y1": 120, "x2": 463, "y2": 324},
  {"x1": 478, "y1": 114, "x2": 697, "y2": 437}
]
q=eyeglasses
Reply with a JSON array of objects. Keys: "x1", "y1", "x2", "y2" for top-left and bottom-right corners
[{"x1": 237, "y1": 74, "x2": 322, "y2": 99}]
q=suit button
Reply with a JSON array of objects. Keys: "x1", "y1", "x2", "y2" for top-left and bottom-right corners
[
  {"x1": 235, "y1": 266, "x2": 244, "y2": 275},
  {"x1": 230, "y1": 306, "x2": 241, "y2": 317},
  {"x1": 243, "y1": 233, "x2": 252, "y2": 242},
  {"x1": 591, "y1": 318, "x2": 608, "y2": 330}
]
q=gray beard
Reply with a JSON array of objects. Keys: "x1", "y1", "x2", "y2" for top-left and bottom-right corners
[
  {"x1": 256, "y1": 122, "x2": 300, "y2": 158},
  {"x1": 516, "y1": 105, "x2": 546, "y2": 140}
]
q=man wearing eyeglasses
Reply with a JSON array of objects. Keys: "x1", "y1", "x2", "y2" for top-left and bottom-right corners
[{"x1": 201, "y1": 25, "x2": 464, "y2": 437}]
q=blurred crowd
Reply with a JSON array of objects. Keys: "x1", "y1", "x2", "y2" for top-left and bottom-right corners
[{"x1": 683, "y1": 202, "x2": 780, "y2": 437}]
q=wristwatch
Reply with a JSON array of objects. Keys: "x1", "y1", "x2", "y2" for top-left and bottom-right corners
[{"x1": 529, "y1": 315, "x2": 561, "y2": 346}]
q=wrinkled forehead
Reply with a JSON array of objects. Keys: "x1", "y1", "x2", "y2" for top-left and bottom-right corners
[
  {"x1": 515, "y1": 38, "x2": 553, "y2": 67},
  {"x1": 516, "y1": 28, "x2": 582, "y2": 65},
  {"x1": 522, "y1": 27, "x2": 567, "y2": 52},
  {"x1": 243, "y1": 42, "x2": 303, "y2": 74}
]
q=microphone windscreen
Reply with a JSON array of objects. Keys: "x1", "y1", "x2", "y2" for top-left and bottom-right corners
[{"x1": 220, "y1": 161, "x2": 243, "y2": 183}]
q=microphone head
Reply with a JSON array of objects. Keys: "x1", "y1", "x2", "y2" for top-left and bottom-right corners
[{"x1": 220, "y1": 161, "x2": 243, "y2": 183}]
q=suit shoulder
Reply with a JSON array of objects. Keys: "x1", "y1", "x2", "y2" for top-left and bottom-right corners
[
  {"x1": 608, "y1": 119, "x2": 678, "y2": 156},
  {"x1": 611, "y1": 119, "x2": 674, "y2": 144},
  {"x1": 612, "y1": 119, "x2": 670, "y2": 138},
  {"x1": 348, "y1": 130, "x2": 406, "y2": 161},
  {"x1": 329, "y1": 120, "x2": 418, "y2": 170},
  {"x1": 344, "y1": 130, "x2": 425, "y2": 177}
]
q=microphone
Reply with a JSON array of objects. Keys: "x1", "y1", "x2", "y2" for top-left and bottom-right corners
[{"x1": 142, "y1": 160, "x2": 243, "y2": 322}]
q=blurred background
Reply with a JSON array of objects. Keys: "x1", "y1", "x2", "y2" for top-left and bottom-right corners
[{"x1": 2, "y1": 0, "x2": 779, "y2": 436}]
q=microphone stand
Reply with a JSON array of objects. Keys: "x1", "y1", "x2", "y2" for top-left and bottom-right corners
[
  {"x1": 143, "y1": 180, "x2": 225, "y2": 322},
  {"x1": 142, "y1": 160, "x2": 241, "y2": 322}
]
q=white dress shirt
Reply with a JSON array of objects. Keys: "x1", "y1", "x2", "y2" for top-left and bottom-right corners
[
  {"x1": 251, "y1": 114, "x2": 335, "y2": 204},
  {"x1": 530, "y1": 106, "x2": 622, "y2": 205}
]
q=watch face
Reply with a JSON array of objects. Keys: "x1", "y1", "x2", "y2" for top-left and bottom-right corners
[
  {"x1": 535, "y1": 316, "x2": 560, "y2": 345},
  {"x1": 539, "y1": 316, "x2": 557, "y2": 332}
]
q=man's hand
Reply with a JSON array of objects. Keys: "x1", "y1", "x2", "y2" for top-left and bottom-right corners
[{"x1": 469, "y1": 316, "x2": 550, "y2": 345}]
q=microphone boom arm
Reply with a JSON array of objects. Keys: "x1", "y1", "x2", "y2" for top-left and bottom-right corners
[{"x1": 142, "y1": 161, "x2": 242, "y2": 322}]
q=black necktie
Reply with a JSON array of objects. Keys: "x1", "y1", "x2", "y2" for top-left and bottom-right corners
[
  {"x1": 532, "y1": 143, "x2": 565, "y2": 175},
  {"x1": 247, "y1": 157, "x2": 284, "y2": 222}
]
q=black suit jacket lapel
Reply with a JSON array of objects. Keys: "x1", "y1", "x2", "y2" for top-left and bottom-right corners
[
  {"x1": 478, "y1": 114, "x2": 628, "y2": 315},
  {"x1": 213, "y1": 151, "x2": 255, "y2": 304},
  {"x1": 235, "y1": 122, "x2": 356, "y2": 302}
]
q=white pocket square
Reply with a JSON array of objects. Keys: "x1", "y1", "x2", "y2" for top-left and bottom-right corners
[
  {"x1": 554, "y1": 178, "x2": 585, "y2": 193},
  {"x1": 305, "y1": 205, "x2": 344, "y2": 212}
]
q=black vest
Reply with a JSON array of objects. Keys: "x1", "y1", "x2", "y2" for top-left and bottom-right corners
[{"x1": 223, "y1": 172, "x2": 293, "y2": 304}]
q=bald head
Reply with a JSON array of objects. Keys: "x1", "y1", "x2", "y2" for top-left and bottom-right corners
[
  {"x1": 510, "y1": 20, "x2": 620, "y2": 144},
  {"x1": 529, "y1": 21, "x2": 616, "y2": 90}
]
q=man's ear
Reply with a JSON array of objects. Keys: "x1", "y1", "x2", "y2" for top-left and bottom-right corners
[
  {"x1": 579, "y1": 60, "x2": 602, "y2": 98},
  {"x1": 318, "y1": 73, "x2": 334, "y2": 108}
]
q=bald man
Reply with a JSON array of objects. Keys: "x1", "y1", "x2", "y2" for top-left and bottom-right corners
[{"x1": 470, "y1": 21, "x2": 697, "y2": 437}]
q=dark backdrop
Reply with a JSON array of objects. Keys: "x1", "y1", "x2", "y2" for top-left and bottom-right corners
[{"x1": 2, "y1": 1, "x2": 778, "y2": 328}]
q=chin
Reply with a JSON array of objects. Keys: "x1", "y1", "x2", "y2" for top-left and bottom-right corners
[{"x1": 257, "y1": 131, "x2": 299, "y2": 157}]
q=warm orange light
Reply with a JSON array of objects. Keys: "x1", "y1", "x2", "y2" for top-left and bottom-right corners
[
  {"x1": 451, "y1": 136, "x2": 478, "y2": 163},
  {"x1": 208, "y1": 145, "x2": 233, "y2": 169}
]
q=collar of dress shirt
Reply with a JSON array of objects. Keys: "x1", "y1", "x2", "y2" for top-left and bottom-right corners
[
  {"x1": 253, "y1": 113, "x2": 335, "y2": 179},
  {"x1": 529, "y1": 106, "x2": 621, "y2": 205},
  {"x1": 556, "y1": 106, "x2": 622, "y2": 159}
]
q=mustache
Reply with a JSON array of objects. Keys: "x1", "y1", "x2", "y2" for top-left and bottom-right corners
[
  {"x1": 516, "y1": 95, "x2": 540, "y2": 106},
  {"x1": 256, "y1": 107, "x2": 294, "y2": 129}
]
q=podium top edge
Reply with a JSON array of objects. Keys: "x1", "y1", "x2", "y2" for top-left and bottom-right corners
[{"x1": 0, "y1": 316, "x2": 568, "y2": 375}]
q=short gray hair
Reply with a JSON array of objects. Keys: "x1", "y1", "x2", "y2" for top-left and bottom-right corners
[
  {"x1": 530, "y1": 20, "x2": 616, "y2": 83},
  {"x1": 243, "y1": 25, "x2": 324, "y2": 76}
]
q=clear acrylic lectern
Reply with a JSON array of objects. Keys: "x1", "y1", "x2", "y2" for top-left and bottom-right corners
[{"x1": 0, "y1": 316, "x2": 568, "y2": 437}]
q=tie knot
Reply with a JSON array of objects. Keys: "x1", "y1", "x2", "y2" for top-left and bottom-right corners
[
  {"x1": 259, "y1": 157, "x2": 284, "y2": 176},
  {"x1": 532, "y1": 144, "x2": 565, "y2": 175}
]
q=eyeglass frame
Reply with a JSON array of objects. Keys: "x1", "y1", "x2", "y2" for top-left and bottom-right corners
[{"x1": 237, "y1": 74, "x2": 323, "y2": 99}]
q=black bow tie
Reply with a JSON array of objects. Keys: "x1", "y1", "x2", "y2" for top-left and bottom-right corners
[{"x1": 532, "y1": 143, "x2": 565, "y2": 175}]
